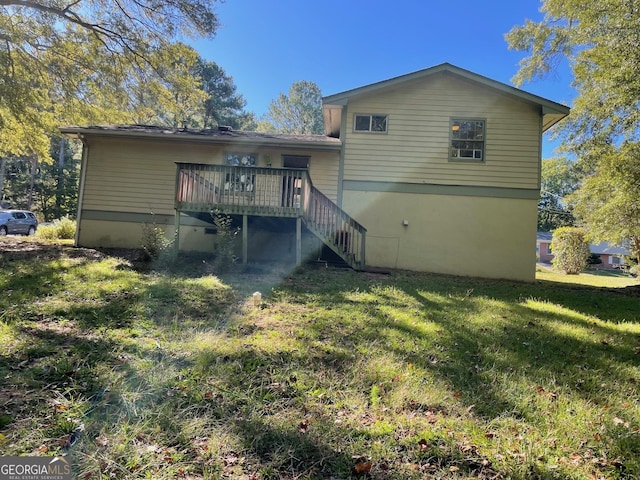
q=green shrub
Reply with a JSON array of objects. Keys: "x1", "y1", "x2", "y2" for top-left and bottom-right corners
[
  {"x1": 35, "y1": 224, "x2": 57, "y2": 240},
  {"x1": 212, "y1": 211, "x2": 239, "y2": 272},
  {"x1": 35, "y1": 216, "x2": 76, "y2": 240},
  {"x1": 53, "y1": 216, "x2": 76, "y2": 239},
  {"x1": 587, "y1": 253, "x2": 602, "y2": 265},
  {"x1": 141, "y1": 223, "x2": 173, "y2": 261},
  {"x1": 551, "y1": 227, "x2": 590, "y2": 274}
]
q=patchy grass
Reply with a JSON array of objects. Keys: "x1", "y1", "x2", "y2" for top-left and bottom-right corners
[
  {"x1": 1, "y1": 239, "x2": 639, "y2": 479},
  {"x1": 536, "y1": 264, "x2": 639, "y2": 288}
]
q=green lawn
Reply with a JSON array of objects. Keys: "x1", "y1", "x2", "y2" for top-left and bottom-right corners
[
  {"x1": 536, "y1": 264, "x2": 640, "y2": 288},
  {"x1": 1, "y1": 239, "x2": 639, "y2": 479}
]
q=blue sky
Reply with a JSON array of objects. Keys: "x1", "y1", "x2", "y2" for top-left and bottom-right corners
[{"x1": 191, "y1": 0, "x2": 574, "y2": 158}]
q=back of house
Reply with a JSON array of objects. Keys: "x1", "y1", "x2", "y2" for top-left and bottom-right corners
[
  {"x1": 62, "y1": 63, "x2": 569, "y2": 281},
  {"x1": 323, "y1": 64, "x2": 568, "y2": 280}
]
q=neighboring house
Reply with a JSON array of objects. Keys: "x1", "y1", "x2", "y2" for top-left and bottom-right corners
[
  {"x1": 61, "y1": 63, "x2": 569, "y2": 281},
  {"x1": 536, "y1": 232, "x2": 629, "y2": 269},
  {"x1": 590, "y1": 242, "x2": 630, "y2": 268},
  {"x1": 536, "y1": 231, "x2": 554, "y2": 263}
]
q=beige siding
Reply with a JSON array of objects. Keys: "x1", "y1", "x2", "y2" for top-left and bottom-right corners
[
  {"x1": 307, "y1": 151, "x2": 339, "y2": 201},
  {"x1": 83, "y1": 138, "x2": 220, "y2": 215},
  {"x1": 342, "y1": 190, "x2": 538, "y2": 281},
  {"x1": 82, "y1": 138, "x2": 340, "y2": 217},
  {"x1": 343, "y1": 75, "x2": 541, "y2": 189}
]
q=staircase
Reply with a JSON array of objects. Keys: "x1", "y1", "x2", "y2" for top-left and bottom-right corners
[
  {"x1": 301, "y1": 182, "x2": 366, "y2": 269},
  {"x1": 175, "y1": 163, "x2": 366, "y2": 269}
]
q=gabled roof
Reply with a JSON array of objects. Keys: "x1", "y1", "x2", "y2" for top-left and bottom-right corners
[
  {"x1": 60, "y1": 125, "x2": 342, "y2": 151},
  {"x1": 322, "y1": 63, "x2": 570, "y2": 136},
  {"x1": 590, "y1": 242, "x2": 629, "y2": 256},
  {"x1": 537, "y1": 232, "x2": 630, "y2": 256},
  {"x1": 536, "y1": 231, "x2": 554, "y2": 243}
]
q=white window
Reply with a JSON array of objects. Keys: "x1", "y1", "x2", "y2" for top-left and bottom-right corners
[
  {"x1": 354, "y1": 114, "x2": 387, "y2": 133},
  {"x1": 450, "y1": 119, "x2": 485, "y2": 161},
  {"x1": 225, "y1": 153, "x2": 256, "y2": 192},
  {"x1": 226, "y1": 153, "x2": 256, "y2": 166}
]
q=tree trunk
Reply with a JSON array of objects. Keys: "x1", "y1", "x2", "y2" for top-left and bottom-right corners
[
  {"x1": 27, "y1": 156, "x2": 37, "y2": 211},
  {"x1": 56, "y1": 137, "x2": 65, "y2": 217},
  {"x1": 632, "y1": 236, "x2": 640, "y2": 265},
  {"x1": 0, "y1": 157, "x2": 5, "y2": 205}
]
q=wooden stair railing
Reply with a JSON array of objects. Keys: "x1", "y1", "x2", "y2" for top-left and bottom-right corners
[
  {"x1": 175, "y1": 163, "x2": 366, "y2": 270},
  {"x1": 301, "y1": 172, "x2": 367, "y2": 270}
]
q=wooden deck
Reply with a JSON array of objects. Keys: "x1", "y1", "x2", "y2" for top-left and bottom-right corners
[{"x1": 175, "y1": 163, "x2": 367, "y2": 269}]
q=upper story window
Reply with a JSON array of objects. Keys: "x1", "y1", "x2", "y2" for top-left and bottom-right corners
[
  {"x1": 450, "y1": 119, "x2": 485, "y2": 161},
  {"x1": 354, "y1": 114, "x2": 387, "y2": 133}
]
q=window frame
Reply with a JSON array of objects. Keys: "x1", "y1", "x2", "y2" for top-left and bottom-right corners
[
  {"x1": 449, "y1": 118, "x2": 486, "y2": 163},
  {"x1": 225, "y1": 152, "x2": 257, "y2": 167},
  {"x1": 224, "y1": 152, "x2": 257, "y2": 193},
  {"x1": 353, "y1": 114, "x2": 388, "y2": 133}
]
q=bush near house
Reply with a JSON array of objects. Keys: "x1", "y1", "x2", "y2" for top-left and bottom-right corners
[
  {"x1": 551, "y1": 226, "x2": 590, "y2": 274},
  {"x1": 35, "y1": 216, "x2": 76, "y2": 240},
  {"x1": 140, "y1": 223, "x2": 173, "y2": 261}
]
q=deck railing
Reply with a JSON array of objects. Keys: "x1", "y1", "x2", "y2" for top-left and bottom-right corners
[
  {"x1": 175, "y1": 162, "x2": 366, "y2": 268},
  {"x1": 176, "y1": 163, "x2": 306, "y2": 216}
]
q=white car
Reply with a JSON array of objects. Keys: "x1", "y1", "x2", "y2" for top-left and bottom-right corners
[{"x1": 0, "y1": 210, "x2": 38, "y2": 236}]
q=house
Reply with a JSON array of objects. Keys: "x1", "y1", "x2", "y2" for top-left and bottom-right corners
[
  {"x1": 536, "y1": 231, "x2": 554, "y2": 263},
  {"x1": 536, "y1": 232, "x2": 629, "y2": 268},
  {"x1": 590, "y1": 242, "x2": 629, "y2": 268},
  {"x1": 61, "y1": 63, "x2": 569, "y2": 281}
]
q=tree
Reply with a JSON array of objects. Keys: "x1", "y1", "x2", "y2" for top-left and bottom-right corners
[
  {"x1": 260, "y1": 81, "x2": 324, "y2": 135},
  {"x1": 126, "y1": 43, "x2": 208, "y2": 128},
  {"x1": 506, "y1": 1, "x2": 640, "y2": 159},
  {"x1": 551, "y1": 227, "x2": 590, "y2": 274},
  {"x1": 198, "y1": 60, "x2": 256, "y2": 130},
  {"x1": 567, "y1": 143, "x2": 640, "y2": 263},
  {"x1": 0, "y1": 0, "x2": 220, "y2": 158},
  {"x1": 538, "y1": 157, "x2": 579, "y2": 231},
  {"x1": 0, "y1": 139, "x2": 80, "y2": 220},
  {"x1": 506, "y1": 1, "x2": 640, "y2": 257}
]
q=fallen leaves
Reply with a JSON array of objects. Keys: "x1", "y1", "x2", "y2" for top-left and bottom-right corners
[
  {"x1": 352, "y1": 456, "x2": 372, "y2": 475},
  {"x1": 535, "y1": 385, "x2": 558, "y2": 400},
  {"x1": 613, "y1": 417, "x2": 630, "y2": 428}
]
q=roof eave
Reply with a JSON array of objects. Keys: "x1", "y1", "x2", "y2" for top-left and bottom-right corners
[
  {"x1": 541, "y1": 108, "x2": 570, "y2": 132},
  {"x1": 322, "y1": 63, "x2": 570, "y2": 130},
  {"x1": 59, "y1": 127, "x2": 342, "y2": 151}
]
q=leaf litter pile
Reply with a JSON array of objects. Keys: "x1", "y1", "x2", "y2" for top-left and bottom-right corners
[{"x1": 0, "y1": 237, "x2": 639, "y2": 479}]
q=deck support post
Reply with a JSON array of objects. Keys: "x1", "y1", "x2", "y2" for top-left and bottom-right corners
[
  {"x1": 242, "y1": 215, "x2": 248, "y2": 264},
  {"x1": 173, "y1": 211, "x2": 180, "y2": 257},
  {"x1": 296, "y1": 216, "x2": 302, "y2": 266}
]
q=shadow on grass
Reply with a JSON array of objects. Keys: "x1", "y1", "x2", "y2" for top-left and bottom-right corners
[
  {"x1": 2, "y1": 246, "x2": 638, "y2": 478},
  {"x1": 264, "y1": 268, "x2": 639, "y2": 476}
]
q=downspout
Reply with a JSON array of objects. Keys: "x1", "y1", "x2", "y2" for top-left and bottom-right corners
[{"x1": 74, "y1": 136, "x2": 89, "y2": 247}]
